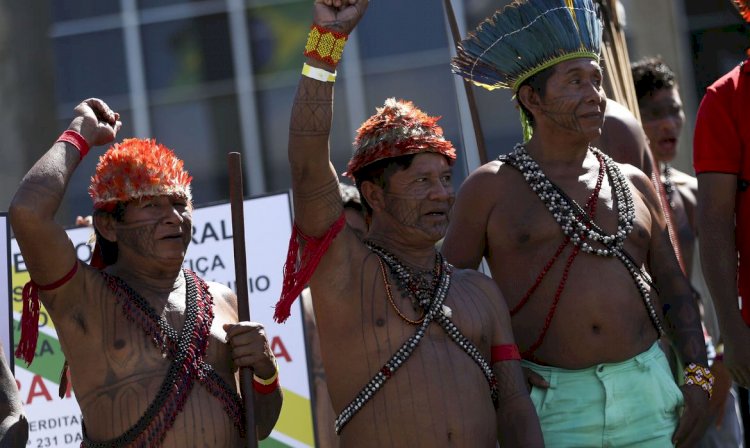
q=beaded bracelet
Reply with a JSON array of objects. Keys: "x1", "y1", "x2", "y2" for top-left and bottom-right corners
[
  {"x1": 302, "y1": 63, "x2": 337, "y2": 82},
  {"x1": 57, "y1": 130, "x2": 90, "y2": 160},
  {"x1": 684, "y1": 363, "x2": 714, "y2": 399},
  {"x1": 253, "y1": 364, "x2": 280, "y2": 395},
  {"x1": 304, "y1": 24, "x2": 348, "y2": 68}
]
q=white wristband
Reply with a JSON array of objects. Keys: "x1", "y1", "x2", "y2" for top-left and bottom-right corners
[{"x1": 302, "y1": 63, "x2": 337, "y2": 82}]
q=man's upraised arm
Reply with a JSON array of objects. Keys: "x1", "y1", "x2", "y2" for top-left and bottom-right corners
[
  {"x1": 9, "y1": 99, "x2": 120, "y2": 288},
  {"x1": 288, "y1": 0, "x2": 368, "y2": 238}
]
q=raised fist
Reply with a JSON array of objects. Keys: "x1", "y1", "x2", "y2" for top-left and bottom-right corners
[
  {"x1": 313, "y1": 0, "x2": 369, "y2": 36},
  {"x1": 68, "y1": 98, "x2": 122, "y2": 148}
]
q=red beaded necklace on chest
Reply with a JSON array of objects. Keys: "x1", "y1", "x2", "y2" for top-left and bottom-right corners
[{"x1": 510, "y1": 151, "x2": 606, "y2": 361}]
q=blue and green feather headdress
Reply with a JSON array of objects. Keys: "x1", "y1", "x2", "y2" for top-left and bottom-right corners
[{"x1": 452, "y1": 0, "x2": 602, "y2": 140}]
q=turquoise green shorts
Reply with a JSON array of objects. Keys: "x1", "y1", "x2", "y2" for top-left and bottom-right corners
[{"x1": 523, "y1": 342, "x2": 684, "y2": 448}]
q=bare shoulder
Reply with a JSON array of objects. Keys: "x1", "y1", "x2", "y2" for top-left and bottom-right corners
[
  {"x1": 596, "y1": 99, "x2": 647, "y2": 169},
  {"x1": 44, "y1": 261, "x2": 105, "y2": 317},
  {"x1": 671, "y1": 168, "x2": 698, "y2": 208},
  {"x1": 671, "y1": 168, "x2": 697, "y2": 190},
  {"x1": 450, "y1": 267, "x2": 506, "y2": 310},
  {"x1": 311, "y1": 231, "x2": 372, "y2": 294},
  {"x1": 206, "y1": 280, "x2": 239, "y2": 318},
  {"x1": 461, "y1": 160, "x2": 502, "y2": 186},
  {"x1": 618, "y1": 161, "x2": 654, "y2": 195},
  {"x1": 459, "y1": 158, "x2": 521, "y2": 198}
]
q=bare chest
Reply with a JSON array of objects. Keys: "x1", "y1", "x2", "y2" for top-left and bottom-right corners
[
  {"x1": 70, "y1": 286, "x2": 237, "y2": 440},
  {"x1": 316, "y1": 274, "x2": 494, "y2": 410}
]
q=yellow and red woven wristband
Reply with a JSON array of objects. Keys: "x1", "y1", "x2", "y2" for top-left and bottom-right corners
[{"x1": 304, "y1": 24, "x2": 348, "y2": 68}]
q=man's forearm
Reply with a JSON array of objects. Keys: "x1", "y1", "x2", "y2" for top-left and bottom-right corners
[
  {"x1": 700, "y1": 232, "x2": 743, "y2": 336},
  {"x1": 253, "y1": 388, "x2": 283, "y2": 440},
  {"x1": 288, "y1": 59, "x2": 334, "y2": 171},
  {"x1": 663, "y1": 289, "x2": 709, "y2": 366},
  {"x1": 497, "y1": 391, "x2": 544, "y2": 447},
  {"x1": 11, "y1": 140, "x2": 81, "y2": 221}
]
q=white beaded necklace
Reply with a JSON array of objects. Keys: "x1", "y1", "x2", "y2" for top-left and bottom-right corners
[
  {"x1": 510, "y1": 143, "x2": 635, "y2": 255},
  {"x1": 502, "y1": 144, "x2": 664, "y2": 336}
]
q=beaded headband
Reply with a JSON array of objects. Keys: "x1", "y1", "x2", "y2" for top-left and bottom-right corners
[
  {"x1": 89, "y1": 138, "x2": 192, "y2": 211},
  {"x1": 344, "y1": 98, "x2": 456, "y2": 179},
  {"x1": 452, "y1": 0, "x2": 602, "y2": 141}
]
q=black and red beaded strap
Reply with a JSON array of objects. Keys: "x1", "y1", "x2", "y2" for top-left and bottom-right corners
[{"x1": 81, "y1": 270, "x2": 243, "y2": 447}]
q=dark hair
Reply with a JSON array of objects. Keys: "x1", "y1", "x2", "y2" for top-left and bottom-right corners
[
  {"x1": 516, "y1": 65, "x2": 556, "y2": 129},
  {"x1": 93, "y1": 202, "x2": 127, "y2": 265},
  {"x1": 353, "y1": 154, "x2": 416, "y2": 215},
  {"x1": 631, "y1": 57, "x2": 677, "y2": 100}
]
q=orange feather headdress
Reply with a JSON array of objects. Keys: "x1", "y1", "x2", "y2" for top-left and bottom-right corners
[
  {"x1": 89, "y1": 138, "x2": 192, "y2": 211},
  {"x1": 344, "y1": 98, "x2": 456, "y2": 179}
]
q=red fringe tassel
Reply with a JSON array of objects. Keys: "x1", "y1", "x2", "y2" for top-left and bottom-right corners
[
  {"x1": 15, "y1": 262, "x2": 78, "y2": 366},
  {"x1": 274, "y1": 213, "x2": 346, "y2": 323}
]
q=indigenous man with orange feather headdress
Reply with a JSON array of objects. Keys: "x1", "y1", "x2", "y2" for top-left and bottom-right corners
[
  {"x1": 9, "y1": 98, "x2": 282, "y2": 447},
  {"x1": 278, "y1": 0, "x2": 542, "y2": 446}
]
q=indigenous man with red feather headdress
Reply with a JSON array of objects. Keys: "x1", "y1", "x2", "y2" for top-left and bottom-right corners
[
  {"x1": 9, "y1": 99, "x2": 282, "y2": 447},
  {"x1": 694, "y1": 0, "x2": 750, "y2": 391},
  {"x1": 278, "y1": 0, "x2": 542, "y2": 446}
]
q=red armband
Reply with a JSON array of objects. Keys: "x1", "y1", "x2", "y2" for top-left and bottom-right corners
[
  {"x1": 56, "y1": 130, "x2": 90, "y2": 160},
  {"x1": 491, "y1": 344, "x2": 521, "y2": 364},
  {"x1": 16, "y1": 262, "x2": 79, "y2": 366}
]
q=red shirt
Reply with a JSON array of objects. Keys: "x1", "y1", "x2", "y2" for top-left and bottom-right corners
[{"x1": 693, "y1": 60, "x2": 750, "y2": 324}]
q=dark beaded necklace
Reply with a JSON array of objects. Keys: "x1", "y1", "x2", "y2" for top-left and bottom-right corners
[
  {"x1": 333, "y1": 242, "x2": 498, "y2": 435},
  {"x1": 81, "y1": 269, "x2": 244, "y2": 448},
  {"x1": 369, "y1": 240, "x2": 441, "y2": 311}
]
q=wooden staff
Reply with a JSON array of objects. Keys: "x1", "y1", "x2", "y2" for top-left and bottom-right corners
[
  {"x1": 442, "y1": 0, "x2": 489, "y2": 165},
  {"x1": 228, "y1": 152, "x2": 258, "y2": 448}
]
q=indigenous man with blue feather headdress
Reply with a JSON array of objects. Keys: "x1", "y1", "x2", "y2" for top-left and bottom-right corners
[{"x1": 442, "y1": 0, "x2": 712, "y2": 445}]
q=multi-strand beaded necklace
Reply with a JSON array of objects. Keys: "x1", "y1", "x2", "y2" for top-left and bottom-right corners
[
  {"x1": 333, "y1": 241, "x2": 498, "y2": 434},
  {"x1": 81, "y1": 269, "x2": 244, "y2": 448},
  {"x1": 501, "y1": 144, "x2": 664, "y2": 359}
]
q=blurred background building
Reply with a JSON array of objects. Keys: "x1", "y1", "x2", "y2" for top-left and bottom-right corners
[{"x1": 0, "y1": 0, "x2": 747, "y2": 223}]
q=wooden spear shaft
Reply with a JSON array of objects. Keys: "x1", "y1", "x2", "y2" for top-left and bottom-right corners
[
  {"x1": 228, "y1": 152, "x2": 259, "y2": 448},
  {"x1": 442, "y1": 0, "x2": 489, "y2": 166}
]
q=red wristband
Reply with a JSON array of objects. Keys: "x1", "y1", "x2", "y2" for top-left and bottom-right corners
[
  {"x1": 253, "y1": 374, "x2": 279, "y2": 395},
  {"x1": 57, "y1": 130, "x2": 90, "y2": 160},
  {"x1": 491, "y1": 344, "x2": 521, "y2": 363}
]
